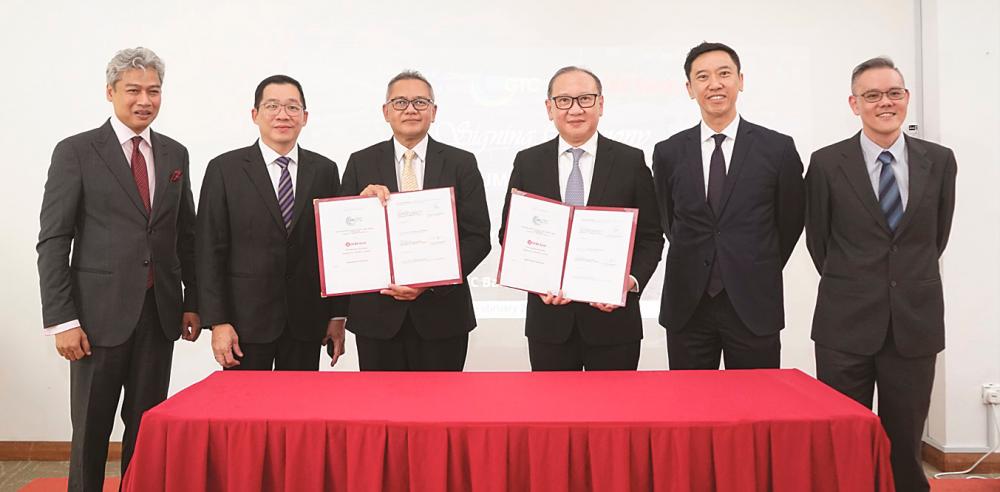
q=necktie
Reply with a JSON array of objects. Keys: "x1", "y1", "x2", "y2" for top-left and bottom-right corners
[
  {"x1": 706, "y1": 134, "x2": 727, "y2": 297},
  {"x1": 565, "y1": 148, "x2": 585, "y2": 206},
  {"x1": 276, "y1": 156, "x2": 294, "y2": 231},
  {"x1": 707, "y1": 134, "x2": 726, "y2": 215},
  {"x1": 400, "y1": 149, "x2": 418, "y2": 191},
  {"x1": 877, "y1": 151, "x2": 903, "y2": 233},
  {"x1": 130, "y1": 136, "x2": 153, "y2": 288}
]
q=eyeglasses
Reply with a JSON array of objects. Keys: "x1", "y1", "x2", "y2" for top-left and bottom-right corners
[
  {"x1": 259, "y1": 101, "x2": 304, "y2": 116},
  {"x1": 387, "y1": 97, "x2": 434, "y2": 111},
  {"x1": 855, "y1": 88, "x2": 908, "y2": 103},
  {"x1": 550, "y1": 93, "x2": 600, "y2": 110}
]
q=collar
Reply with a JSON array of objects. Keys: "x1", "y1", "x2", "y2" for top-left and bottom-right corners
[
  {"x1": 393, "y1": 135, "x2": 429, "y2": 162},
  {"x1": 859, "y1": 131, "x2": 905, "y2": 163},
  {"x1": 557, "y1": 131, "x2": 599, "y2": 157},
  {"x1": 258, "y1": 140, "x2": 300, "y2": 166},
  {"x1": 699, "y1": 114, "x2": 741, "y2": 143},
  {"x1": 109, "y1": 115, "x2": 152, "y2": 147}
]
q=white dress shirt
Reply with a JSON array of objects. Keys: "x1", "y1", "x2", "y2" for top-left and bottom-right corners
[
  {"x1": 557, "y1": 132, "x2": 598, "y2": 204},
  {"x1": 45, "y1": 117, "x2": 158, "y2": 335},
  {"x1": 859, "y1": 131, "x2": 909, "y2": 209},
  {"x1": 699, "y1": 114, "x2": 741, "y2": 198},
  {"x1": 394, "y1": 136, "x2": 429, "y2": 190},
  {"x1": 259, "y1": 140, "x2": 299, "y2": 198}
]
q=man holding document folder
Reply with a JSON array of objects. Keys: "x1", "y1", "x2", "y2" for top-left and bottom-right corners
[
  {"x1": 500, "y1": 66, "x2": 664, "y2": 371},
  {"x1": 338, "y1": 70, "x2": 491, "y2": 371}
]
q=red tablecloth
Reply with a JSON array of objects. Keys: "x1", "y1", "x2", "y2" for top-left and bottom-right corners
[{"x1": 121, "y1": 369, "x2": 893, "y2": 492}]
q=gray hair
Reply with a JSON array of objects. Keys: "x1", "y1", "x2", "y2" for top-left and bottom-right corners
[
  {"x1": 851, "y1": 56, "x2": 905, "y2": 92},
  {"x1": 547, "y1": 66, "x2": 603, "y2": 98},
  {"x1": 386, "y1": 70, "x2": 435, "y2": 101},
  {"x1": 106, "y1": 47, "x2": 165, "y2": 87}
]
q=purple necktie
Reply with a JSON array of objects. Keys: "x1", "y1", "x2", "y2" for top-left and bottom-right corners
[{"x1": 276, "y1": 156, "x2": 294, "y2": 231}]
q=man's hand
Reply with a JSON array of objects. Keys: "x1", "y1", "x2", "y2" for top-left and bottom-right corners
[
  {"x1": 539, "y1": 291, "x2": 572, "y2": 305},
  {"x1": 211, "y1": 323, "x2": 242, "y2": 368},
  {"x1": 323, "y1": 319, "x2": 346, "y2": 367},
  {"x1": 380, "y1": 284, "x2": 426, "y2": 301},
  {"x1": 587, "y1": 277, "x2": 635, "y2": 312},
  {"x1": 360, "y1": 184, "x2": 392, "y2": 206},
  {"x1": 181, "y1": 312, "x2": 202, "y2": 342},
  {"x1": 55, "y1": 326, "x2": 91, "y2": 361}
]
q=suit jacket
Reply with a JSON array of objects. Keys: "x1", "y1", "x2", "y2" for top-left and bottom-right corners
[
  {"x1": 37, "y1": 119, "x2": 197, "y2": 346},
  {"x1": 499, "y1": 134, "x2": 664, "y2": 345},
  {"x1": 196, "y1": 142, "x2": 343, "y2": 344},
  {"x1": 652, "y1": 119, "x2": 805, "y2": 336},
  {"x1": 805, "y1": 133, "x2": 956, "y2": 357},
  {"x1": 338, "y1": 136, "x2": 491, "y2": 340}
]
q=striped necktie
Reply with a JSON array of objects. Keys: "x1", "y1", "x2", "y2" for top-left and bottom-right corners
[
  {"x1": 877, "y1": 151, "x2": 903, "y2": 233},
  {"x1": 276, "y1": 156, "x2": 294, "y2": 231},
  {"x1": 565, "y1": 148, "x2": 585, "y2": 206}
]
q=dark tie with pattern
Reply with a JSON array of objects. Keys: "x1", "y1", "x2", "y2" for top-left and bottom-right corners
[
  {"x1": 878, "y1": 151, "x2": 903, "y2": 233},
  {"x1": 706, "y1": 134, "x2": 726, "y2": 297},
  {"x1": 276, "y1": 156, "x2": 294, "y2": 232},
  {"x1": 130, "y1": 136, "x2": 153, "y2": 288}
]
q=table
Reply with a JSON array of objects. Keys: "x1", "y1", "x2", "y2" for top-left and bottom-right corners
[{"x1": 121, "y1": 369, "x2": 893, "y2": 491}]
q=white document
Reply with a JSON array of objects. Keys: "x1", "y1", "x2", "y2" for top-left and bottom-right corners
[
  {"x1": 497, "y1": 192, "x2": 572, "y2": 296},
  {"x1": 561, "y1": 208, "x2": 636, "y2": 306},
  {"x1": 315, "y1": 196, "x2": 391, "y2": 296},
  {"x1": 385, "y1": 188, "x2": 462, "y2": 286}
]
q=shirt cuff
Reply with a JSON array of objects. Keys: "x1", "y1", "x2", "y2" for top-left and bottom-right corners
[
  {"x1": 629, "y1": 275, "x2": 640, "y2": 293},
  {"x1": 330, "y1": 317, "x2": 347, "y2": 322},
  {"x1": 44, "y1": 319, "x2": 81, "y2": 336}
]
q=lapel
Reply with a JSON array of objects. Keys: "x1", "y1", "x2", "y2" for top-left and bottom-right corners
[
  {"x1": 680, "y1": 124, "x2": 714, "y2": 218},
  {"x1": 836, "y1": 132, "x2": 891, "y2": 233},
  {"x1": 149, "y1": 130, "x2": 172, "y2": 223},
  {"x1": 377, "y1": 139, "x2": 400, "y2": 192},
  {"x1": 893, "y1": 135, "x2": 932, "y2": 235},
  {"x1": 539, "y1": 137, "x2": 562, "y2": 201},
  {"x1": 587, "y1": 134, "x2": 613, "y2": 206},
  {"x1": 422, "y1": 136, "x2": 444, "y2": 189},
  {"x1": 718, "y1": 118, "x2": 754, "y2": 216},
  {"x1": 243, "y1": 142, "x2": 287, "y2": 233},
  {"x1": 92, "y1": 120, "x2": 148, "y2": 220},
  {"x1": 287, "y1": 146, "x2": 317, "y2": 233}
]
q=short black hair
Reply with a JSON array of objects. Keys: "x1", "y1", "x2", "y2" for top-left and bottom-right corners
[
  {"x1": 254, "y1": 74, "x2": 306, "y2": 110},
  {"x1": 851, "y1": 57, "x2": 906, "y2": 92},
  {"x1": 547, "y1": 66, "x2": 603, "y2": 98},
  {"x1": 684, "y1": 42, "x2": 741, "y2": 81}
]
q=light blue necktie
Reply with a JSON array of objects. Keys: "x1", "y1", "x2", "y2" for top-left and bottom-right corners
[
  {"x1": 877, "y1": 151, "x2": 903, "y2": 233},
  {"x1": 565, "y1": 148, "x2": 585, "y2": 206},
  {"x1": 276, "y1": 156, "x2": 294, "y2": 231}
]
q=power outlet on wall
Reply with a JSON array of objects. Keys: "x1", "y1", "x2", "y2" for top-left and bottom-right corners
[{"x1": 983, "y1": 383, "x2": 1000, "y2": 405}]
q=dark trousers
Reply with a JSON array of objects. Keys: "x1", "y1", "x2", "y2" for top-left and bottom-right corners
[
  {"x1": 226, "y1": 328, "x2": 321, "y2": 371},
  {"x1": 816, "y1": 330, "x2": 936, "y2": 492},
  {"x1": 356, "y1": 314, "x2": 468, "y2": 371},
  {"x1": 528, "y1": 326, "x2": 640, "y2": 371},
  {"x1": 69, "y1": 289, "x2": 172, "y2": 492},
  {"x1": 666, "y1": 290, "x2": 780, "y2": 370}
]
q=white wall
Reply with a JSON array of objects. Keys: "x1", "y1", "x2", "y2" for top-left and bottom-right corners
[
  {"x1": 6, "y1": 0, "x2": 990, "y2": 447},
  {"x1": 922, "y1": 0, "x2": 1000, "y2": 453}
]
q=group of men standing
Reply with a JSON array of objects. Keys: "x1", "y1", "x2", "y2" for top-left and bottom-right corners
[{"x1": 38, "y1": 43, "x2": 955, "y2": 491}]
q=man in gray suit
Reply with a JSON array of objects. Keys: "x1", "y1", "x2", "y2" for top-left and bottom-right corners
[
  {"x1": 806, "y1": 57, "x2": 957, "y2": 492},
  {"x1": 37, "y1": 47, "x2": 200, "y2": 491}
]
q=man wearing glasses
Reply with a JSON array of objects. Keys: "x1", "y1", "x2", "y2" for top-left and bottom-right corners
[
  {"x1": 339, "y1": 70, "x2": 490, "y2": 371},
  {"x1": 499, "y1": 66, "x2": 663, "y2": 371},
  {"x1": 197, "y1": 75, "x2": 346, "y2": 371},
  {"x1": 806, "y1": 57, "x2": 957, "y2": 492},
  {"x1": 652, "y1": 42, "x2": 805, "y2": 372}
]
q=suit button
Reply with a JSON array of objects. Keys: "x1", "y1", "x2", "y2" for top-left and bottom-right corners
[
  {"x1": 147, "y1": 228, "x2": 153, "y2": 235},
  {"x1": 716, "y1": 231, "x2": 721, "y2": 236},
  {"x1": 143, "y1": 260, "x2": 150, "y2": 266},
  {"x1": 890, "y1": 280, "x2": 897, "y2": 288},
  {"x1": 704, "y1": 260, "x2": 711, "y2": 267},
  {"x1": 890, "y1": 245, "x2": 898, "y2": 253}
]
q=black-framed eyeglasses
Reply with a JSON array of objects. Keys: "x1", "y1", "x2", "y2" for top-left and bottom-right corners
[
  {"x1": 259, "y1": 101, "x2": 304, "y2": 116},
  {"x1": 855, "y1": 88, "x2": 908, "y2": 103},
  {"x1": 387, "y1": 97, "x2": 434, "y2": 111},
  {"x1": 551, "y1": 93, "x2": 600, "y2": 110}
]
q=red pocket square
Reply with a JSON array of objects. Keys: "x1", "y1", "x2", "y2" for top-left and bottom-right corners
[{"x1": 170, "y1": 169, "x2": 183, "y2": 182}]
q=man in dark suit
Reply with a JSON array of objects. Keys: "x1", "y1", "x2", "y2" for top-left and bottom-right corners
[
  {"x1": 37, "y1": 47, "x2": 200, "y2": 491},
  {"x1": 652, "y1": 42, "x2": 804, "y2": 370},
  {"x1": 806, "y1": 57, "x2": 956, "y2": 492},
  {"x1": 499, "y1": 66, "x2": 663, "y2": 371},
  {"x1": 339, "y1": 70, "x2": 490, "y2": 371},
  {"x1": 197, "y1": 75, "x2": 346, "y2": 371}
]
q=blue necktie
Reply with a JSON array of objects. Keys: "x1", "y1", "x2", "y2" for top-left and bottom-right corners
[
  {"x1": 276, "y1": 156, "x2": 294, "y2": 231},
  {"x1": 877, "y1": 151, "x2": 903, "y2": 233},
  {"x1": 565, "y1": 148, "x2": 585, "y2": 206}
]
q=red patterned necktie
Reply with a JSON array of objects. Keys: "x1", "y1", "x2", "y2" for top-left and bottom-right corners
[{"x1": 130, "y1": 136, "x2": 154, "y2": 288}]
